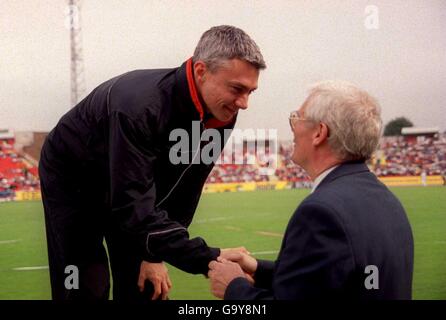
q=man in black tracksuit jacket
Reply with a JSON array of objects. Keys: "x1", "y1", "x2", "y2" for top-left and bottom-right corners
[{"x1": 39, "y1": 25, "x2": 265, "y2": 301}]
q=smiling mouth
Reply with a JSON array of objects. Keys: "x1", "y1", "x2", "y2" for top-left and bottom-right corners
[{"x1": 224, "y1": 105, "x2": 237, "y2": 115}]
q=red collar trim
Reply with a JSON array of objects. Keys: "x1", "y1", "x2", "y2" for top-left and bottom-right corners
[
  {"x1": 186, "y1": 57, "x2": 204, "y2": 121},
  {"x1": 204, "y1": 117, "x2": 234, "y2": 129}
]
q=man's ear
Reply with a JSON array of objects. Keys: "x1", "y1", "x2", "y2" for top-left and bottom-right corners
[
  {"x1": 313, "y1": 122, "x2": 329, "y2": 147},
  {"x1": 194, "y1": 61, "x2": 207, "y2": 83}
]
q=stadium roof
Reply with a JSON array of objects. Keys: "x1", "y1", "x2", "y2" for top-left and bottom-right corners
[
  {"x1": 401, "y1": 127, "x2": 440, "y2": 135},
  {"x1": 0, "y1": 128, "x2": 14, "y2": 140}
]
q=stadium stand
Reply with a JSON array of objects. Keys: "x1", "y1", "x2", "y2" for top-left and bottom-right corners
[
  {"x1": 370, "y1": 135, "x2": 446, "y2": 177},
  {"x1": 0, "y1": 135, "x2": 40, "y2": 201},
  {"x1": 206, "y1": 133, "x2": 446, "y2": 186},
  {"x1": 0, "y1": 131, "x2": 445, "y2": 201}
]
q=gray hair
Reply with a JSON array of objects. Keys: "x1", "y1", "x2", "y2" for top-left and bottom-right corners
[
  {"x1": 304, "y1": 81, "x2": 382, "y2": 161},
  {"x1": 193, "y1": 25, "x2": 266, "y2": 72}
]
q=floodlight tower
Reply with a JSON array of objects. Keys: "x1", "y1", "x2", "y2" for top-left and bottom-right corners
[{"x1": 68, "y1": 0, "x2": 85, "y2": 106}]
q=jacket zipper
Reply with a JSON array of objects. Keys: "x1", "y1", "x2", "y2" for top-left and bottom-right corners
[{"x1": 155, "y1": 121, "x2": 204, "y2": 208}]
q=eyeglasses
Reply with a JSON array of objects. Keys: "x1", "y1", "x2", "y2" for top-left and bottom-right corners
[{"x1": 289, "y1": 110, "x2": 309, "y2": 130}]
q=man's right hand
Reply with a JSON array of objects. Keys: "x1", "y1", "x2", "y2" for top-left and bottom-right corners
[
  {"x1": 138, "y1": 261, "x2": 172, "y2": 300},
  {"x1": 219, "y1": 246, "x2": 250, "y2": 258},
  {"x1": 218, "y1": 250, "x2": 258, "y2": 275}
]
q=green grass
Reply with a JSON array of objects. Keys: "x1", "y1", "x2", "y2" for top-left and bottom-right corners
[{"x1": 0, "y1": 187, "x2": 445, "y2": 300}]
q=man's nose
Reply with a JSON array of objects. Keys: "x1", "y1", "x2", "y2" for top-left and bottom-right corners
[{"x1": 235, "y1": 94, "x2": 249, "y2": 110}]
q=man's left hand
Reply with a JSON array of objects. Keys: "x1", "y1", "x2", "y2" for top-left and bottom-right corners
[
  {"x1": 138, "y1": 261, "x2": 172, "y2": 300},
  {"x1": 208, "y1": 259, "x2": 246, "y2": 299}
]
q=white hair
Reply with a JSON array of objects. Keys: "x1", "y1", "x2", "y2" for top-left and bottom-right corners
[{"x1": 304, "y1": 81, "x2": 383, "y2": 161}]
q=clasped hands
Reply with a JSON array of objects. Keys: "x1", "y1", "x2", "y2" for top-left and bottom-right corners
[
  {"x1": 208, "y1": 246, "x2": 258, "y2": 299},
  {"x1": 137, "y1": 246, "x2": 255, "y2": 300}
]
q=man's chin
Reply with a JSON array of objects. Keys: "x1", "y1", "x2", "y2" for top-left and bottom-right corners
[
  {"x1": 291, "y1": 154, "x2": 300, "y2": 165},
  {"x1": 215, "y1": 112, "x2": 235, "y2": 122}
]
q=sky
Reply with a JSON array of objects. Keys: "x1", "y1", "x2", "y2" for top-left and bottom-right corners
[{"x1": 1, "y1": 0, "x2": 445, "y2": 140}]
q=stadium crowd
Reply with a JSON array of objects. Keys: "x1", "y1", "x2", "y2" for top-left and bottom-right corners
[
  {"x1": 0, "y1": 134, "x2": 445, "y2": 200},
  {"x1": 371, "y1": 135, "x2": 446, "y2": 177},
  {"x1": 206, "y1": 134, "x2": 446, "y2": 185},
  {"x1": 0, "y1": 141, "x2": 39, "y2": 201},
  {"x1": 206, "y1": 147, "x2": 277, "y2": 183}
]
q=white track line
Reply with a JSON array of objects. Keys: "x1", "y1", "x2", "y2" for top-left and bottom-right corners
[
  {"x1": 255, "y1": 231, "x2": 283, "y2": 238},
  {"x1": 195, "y1": 217, "x2": 233, "y2": 224},
  {"x1": 0, "y1": 239, "x2": 20, "y2": 245},
  {"x1": 251, "y1": 250, "x2": 279, "y2": 256},
  {"x1": 13, "y1": 266, "x2": 49, "y2": 271},
  {"x1": 224, "y1": 225, "x2": 243, "y2": 231}
]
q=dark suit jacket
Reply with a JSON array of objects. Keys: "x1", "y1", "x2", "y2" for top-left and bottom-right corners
[{"x1": 225, "y1": 161, "x2": 414, "y2": 300}]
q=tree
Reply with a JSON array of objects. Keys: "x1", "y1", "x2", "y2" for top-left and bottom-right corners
[{"x1": 383, "y1": 117, "x2": 414, "y2": 136}]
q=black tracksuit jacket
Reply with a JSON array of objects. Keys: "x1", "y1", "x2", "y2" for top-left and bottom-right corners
[{"x1": 40, "y1": 58, "x2": 235, "y2": 274}]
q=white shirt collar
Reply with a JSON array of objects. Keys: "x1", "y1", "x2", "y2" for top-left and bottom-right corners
[{"x1": 311, "y1": 165, "x2": 339, "y2": 193}]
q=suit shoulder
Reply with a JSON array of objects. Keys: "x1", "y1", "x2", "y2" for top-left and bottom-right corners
[
  {"x1": 293, "y1": 196, "x2": 344, "y2": 226},
  {"x1": 300, "y1": 192, "x2": 340, "y2": 213}
]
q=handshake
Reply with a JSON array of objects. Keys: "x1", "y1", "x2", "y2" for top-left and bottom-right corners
[
  {"x1": 208, "y1": 246, "x2": 257, "y2": 299},
  {"x1": 138, "y1": 246, "x2": 256, "y2": 300}
]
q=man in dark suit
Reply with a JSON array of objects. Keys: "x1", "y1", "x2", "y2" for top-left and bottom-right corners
[{"x1": 208, "y1": 81, "x2": 414, "y2": 300}]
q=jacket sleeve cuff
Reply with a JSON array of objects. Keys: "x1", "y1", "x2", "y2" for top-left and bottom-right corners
[
  {"x1": 209, "y1": 247, "x2": 221, "y2": 261},
  {"x1": 224, "y1": 277, "x2": 253, "y2": 300},
  {"x1": 253, "y1": 259, "x2": 275, "y2": 289},
  {"x1": 143, "y1": 257, "x2": 163, "y2": 263},
  {"x1": 142, "y1": 250, "x2": 163, "y2": 263}
]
